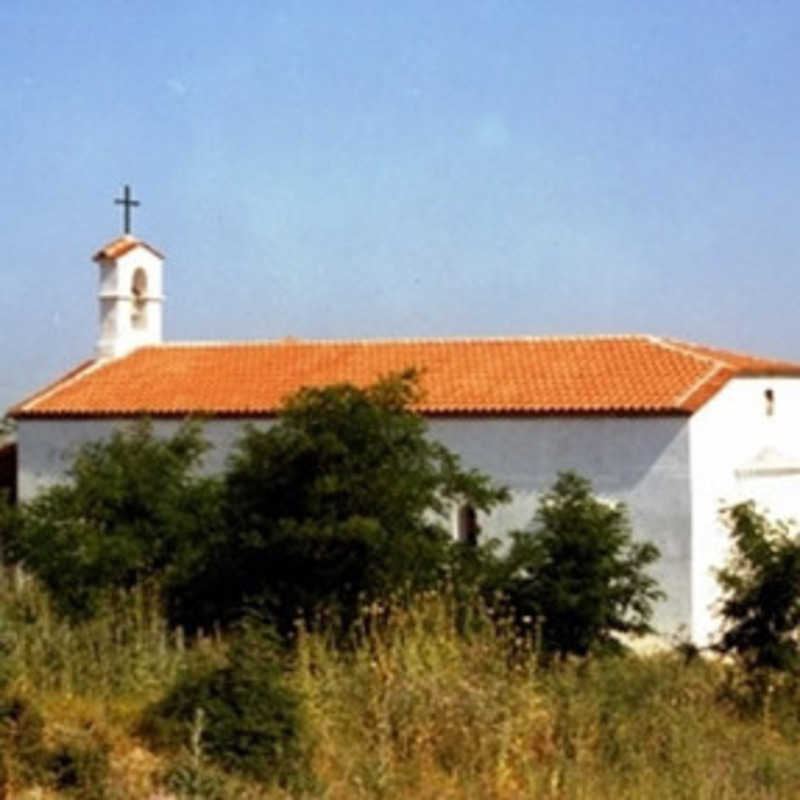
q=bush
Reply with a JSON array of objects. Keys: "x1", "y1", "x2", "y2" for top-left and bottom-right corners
[
  {"x1": 491, "y1": 472, "x2": 663, "y2": 658},
  {"x1": 141, "y1": 620, "x2": 310, "y2": 787},
  {"x1": 715, "y1": 502, "x2": 800, "y2": 673},
  {"x1": 13, "y1": 420, "x2": 223, "y2": 618},
  {"x1": 171, "y1": 372, "x2": 508, "y2": 635}
]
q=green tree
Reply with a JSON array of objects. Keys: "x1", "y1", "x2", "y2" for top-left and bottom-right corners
[
  {"x1": 171, "y1": 372, "x2": 508, "y2": 634},
  {"x1": 14, "y1": 420, "x2": 221, "y2": 618},
  {"x1": 493, "y1": 472, "x2": 662, "y2": 658},
  {"x1": 715, "y1": 502, "x2": 800, "y2": 673}
]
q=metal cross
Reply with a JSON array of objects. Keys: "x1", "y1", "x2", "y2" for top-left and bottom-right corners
[{"x1": 114, "y1": 185, "x2": 140, "y2": 235}]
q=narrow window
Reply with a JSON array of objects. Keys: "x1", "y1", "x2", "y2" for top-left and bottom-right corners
[
  {"x1": 131, "y1": 267, "x2": 148, "y2": 330},
  {"x1": 765, "y1": 388, "x2": 775, "y2": 417},
  {"x1": 456, "y1": 504, "x2": 480, "y2": 546}
]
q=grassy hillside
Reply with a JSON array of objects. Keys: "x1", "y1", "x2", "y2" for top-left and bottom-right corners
[{"x1": 1, "y1": 570, "x2": 800, "y2": 798}]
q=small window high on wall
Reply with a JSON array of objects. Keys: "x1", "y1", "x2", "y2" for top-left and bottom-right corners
[
  {"x1": 456, "y1": 504, "x2": 480, "y2": 546},
  {"x1": 765, "y1": 388, "x2": 775, "y2": 416}
]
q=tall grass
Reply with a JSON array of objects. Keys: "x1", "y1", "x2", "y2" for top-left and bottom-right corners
[
  {"x1": 2, "y1": 574, "x2": 800, "y2": 797},
  {"x1": 0, "y1": 566, "x2": 221, "y2": 699},
  {"x1": 0, "y1": 567, "x2": 227, "y2": 799},
  {"x1": 293, "y1": 592, "x2": 800, "y2": 799}
]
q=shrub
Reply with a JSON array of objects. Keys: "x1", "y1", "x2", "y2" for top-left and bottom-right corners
[
  {"x1": 13, "y1": 419, "x2": 223, "y2": 618},
  {"x1": 141, "y1": 620, "x2": 310, "y2": 787},
  {"x1": 171, "y1": 372, "x2": 508, "y2": 635},
  {"x1": 491, "y1": 472, "x2": 663, "y2": 658},
  {"x1": 715, "y1": 502, "x2": 800, "y2": 673}
]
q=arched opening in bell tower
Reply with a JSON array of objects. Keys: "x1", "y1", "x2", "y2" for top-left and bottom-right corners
[{"x1": 131, "y1": 267, "x2": 148, "y2": 331}]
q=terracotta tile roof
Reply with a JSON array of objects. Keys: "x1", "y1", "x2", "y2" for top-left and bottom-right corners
[
  {"x1": 11, "y1": 335, "x2": 800, "y2": 419},
  {"x1": 93, "y1": 236, "x2": 164, "y2": 262}
]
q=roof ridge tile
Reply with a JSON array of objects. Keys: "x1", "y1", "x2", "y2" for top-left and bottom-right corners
[
  {"x1": 645, "y1": 336, "x2": 726, "y2": 367},
  {"x1": 141, "y1": 333, "x2": 651, "y2": 349},
  {"x1": 672, "y1": 362, "x2": 725, "y2": 408}
]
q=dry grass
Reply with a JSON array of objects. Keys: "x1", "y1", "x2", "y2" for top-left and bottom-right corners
[
  {"x1": 293, "y1": 594, "x2": 800, "y2": 799},
  {"x1": 2, "y1": 573, "x2": 800, "y2": 798}
]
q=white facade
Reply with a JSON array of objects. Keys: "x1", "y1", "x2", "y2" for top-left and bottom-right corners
[
  {"x1": 96, "y1": 240, "x2": 164, "y2": 359},
  {"x1": 15, "y1": 411, "x2": 690, "y2": 638},
  {"x1": 431, "y1": 416, "x2": 693, "y2": 637},
  {"x1": 688, "y1": 376, "x2": 800, "y2": 644}
]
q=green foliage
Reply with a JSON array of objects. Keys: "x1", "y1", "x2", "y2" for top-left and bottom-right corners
[
  {"x1": 715, "y1": 502, "x2": 800, "y2": 673},
  {"x1": 141, "y1": 620, "x2": 310, "y2": 787},
  {"x1": 0, "y1": 491, "x2": 21, "y2": 565},
  {"x1": 492, "y1": 472, "x2": 662, "y2": 658},
  {"x1": 13, "y1": 419, "x2": 222, "y2": 618},
  {"x1": 171, "y1": 372, "x2": 508, "y2": 634}
]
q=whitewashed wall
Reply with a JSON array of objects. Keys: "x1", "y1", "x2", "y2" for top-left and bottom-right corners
[
  {"x1": 17, "y1": 414, "x2": 693, "y2": 637},
  {"x1": 16, "y1": 418, "x2": 252, "y2": 499},
  {"x1": 689, "y1": 377, "x2": 800, "y2": 645},
  {"x1": 430, "y1": 417, "x2": 692, "y2": 636}
]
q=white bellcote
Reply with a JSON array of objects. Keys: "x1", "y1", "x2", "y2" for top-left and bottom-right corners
[{"x1": 93, "y1": 235, "x2": 165, "y2": 359}]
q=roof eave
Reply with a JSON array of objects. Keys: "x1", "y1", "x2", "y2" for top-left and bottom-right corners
[
  {"x1": 12, "y1": 406, "x2": 693, "y2": 420},
  {"x1": 6, "y1": 360, "x2": 98, "y2": 419}
]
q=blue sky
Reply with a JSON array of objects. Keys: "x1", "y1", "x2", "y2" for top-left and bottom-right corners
[{"x1": 3, "y1": 1, "x2": 800, "y2": 411}]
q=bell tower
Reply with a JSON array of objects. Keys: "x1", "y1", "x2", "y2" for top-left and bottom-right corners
[
  {"x1": 93, "y1": 235, "x2": 165, "y2": 359},
  {"x1": 93, "y1": 186, "x2": 165, "y2": 359}
]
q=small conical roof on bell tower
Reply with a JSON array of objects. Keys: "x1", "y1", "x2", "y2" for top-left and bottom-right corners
[{"x1": 93, "y1": 234, "x2": 164, "y2": 262}]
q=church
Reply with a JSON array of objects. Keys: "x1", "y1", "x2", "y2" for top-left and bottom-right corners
[{"x1": 9, "y1": 227, "x2": 800, "y2": 645}]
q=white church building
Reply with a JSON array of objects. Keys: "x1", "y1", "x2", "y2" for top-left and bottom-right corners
[{"x1": 10, "y1": 233, "x2": 800, "y2": 644}]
